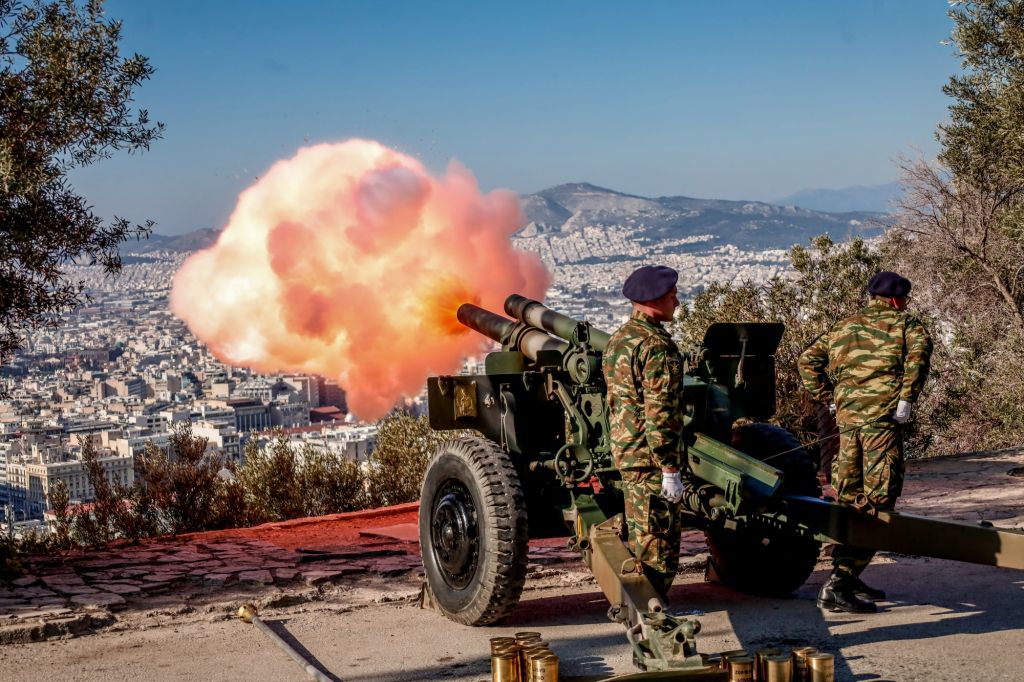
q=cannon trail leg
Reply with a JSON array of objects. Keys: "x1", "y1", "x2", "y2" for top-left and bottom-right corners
[{"x1": 781, "y1": 496, "x2": 1024, "y2": 570}]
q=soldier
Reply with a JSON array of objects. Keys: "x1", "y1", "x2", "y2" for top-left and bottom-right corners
[
  {"x1": 798, "y1": 271, "x2": 932, "y2": 613},
  {"x1": 602, "y1": 264, "x2": 687, "y2": 601}
]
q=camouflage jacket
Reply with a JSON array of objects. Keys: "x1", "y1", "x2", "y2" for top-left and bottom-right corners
[
  {"x1": 602, "y1": 310, "x2": 685, "y2": 471},
  {"x1": 798, "y1": 298, "x2": 933, "y2": 425}
]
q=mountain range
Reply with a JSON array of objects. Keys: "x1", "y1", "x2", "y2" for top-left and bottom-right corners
[
  {"x1": 773, "y1": 181, "x2": 902, "y2": 213},
  {"x1": 130, "y1": 183, "x2": 890, "y2": 254},
  {"x1": 520, "y1": 183, "x2": 887, "y2": 249}
]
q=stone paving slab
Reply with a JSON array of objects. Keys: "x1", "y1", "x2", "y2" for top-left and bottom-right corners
[{"x1": 0, "y1": 530, "x2": 586, "y2": 634}]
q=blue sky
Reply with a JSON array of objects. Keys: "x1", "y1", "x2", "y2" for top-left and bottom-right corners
[{"x1": 70, "y1": 1, "x2": 957, "y2": 235}]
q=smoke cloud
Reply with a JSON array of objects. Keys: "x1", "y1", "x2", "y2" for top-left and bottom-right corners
[{"x1": 171, "y1": 139, "x2": 549, "y2": 420}]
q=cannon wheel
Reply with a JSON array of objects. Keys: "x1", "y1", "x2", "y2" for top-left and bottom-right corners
[
  {"x1": 419, "y1": 436, "x2": 528, "y2": 625},
  {"x1": 705, "y1": 423, "x2": 822, "y2": 596}
]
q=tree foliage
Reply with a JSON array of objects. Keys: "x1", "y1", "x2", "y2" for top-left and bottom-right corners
[
  {"x1": 140, "y1": 422, "x2": 239, "y2": 534},
  {"x1": 237, "y1": 434, "x2": 306, "y2": 523},
  {"x1": 238, "y1": 431, "x2": 370, "y2": 522},
  {"x1": 888, "y1": 0, "x2": 1024, "y2": 451},
  {"x1": 366, "y1": 413, "x2": 461, "y2": 507},
  {"x1": 941, "y1": 0, "x2": 1024, "y2": 194},
  {"x1": 0, "y1": 0, "x2": 163, "y2": 360}
]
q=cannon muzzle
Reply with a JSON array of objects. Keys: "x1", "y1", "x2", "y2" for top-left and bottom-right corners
[
  {"x1": 457, "y1": 303, "x2": 516, "y2": 346},
  {"x1": 504, "y1": 294, "x2": 610, "y2": 351},
  {"x1": 457, "y1": 303, "x2": 566, "y2": 361}
]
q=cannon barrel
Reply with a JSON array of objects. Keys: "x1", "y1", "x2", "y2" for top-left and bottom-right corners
[
  {"x1": 504, "y1": 294, "x2": 611, "y2": 352},
  {"x1": 456, "y1": 303, "x2": 516, "y2": 346},
  {"x1": 457, "y1": 303, "x2": 567, "y2": 361}
]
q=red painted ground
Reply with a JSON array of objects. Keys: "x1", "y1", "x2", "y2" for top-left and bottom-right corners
[{"x1": 183, "y1": 502, "x2": 420, "y2": 550}]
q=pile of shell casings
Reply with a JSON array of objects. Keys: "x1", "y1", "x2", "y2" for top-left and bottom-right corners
[
  {"x1": 490, "y1": 632, "x2": 559, "y2": 682},
  {"x1": 705, "y1": 646, "x2": 835, "y2": 682}
]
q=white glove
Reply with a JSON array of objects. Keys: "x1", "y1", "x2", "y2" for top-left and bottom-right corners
[
  {"x1": 894, "y1": 400, "x2": 912, "y2": 424},
  {"x1": 660, "y1": 471, "x2": 684, "y2": 504},
  {"x1": 828, "y1": 403, "x2": 836, "y2": 416}
]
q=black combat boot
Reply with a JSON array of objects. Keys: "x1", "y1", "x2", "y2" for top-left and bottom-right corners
[
  {"x1": 848, "y1": 574, "x2": 886, "y2": 601},
  {"x1": 817, "y1": 573, "x2": 878, "y2": 613}
]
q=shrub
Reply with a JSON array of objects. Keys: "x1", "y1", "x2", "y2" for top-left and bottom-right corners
[
  {"x1": 237, "y1": 434, "x2": 305, "y2": 523},
  {"x1": 47, "y1": 479, "x2": 72, "y2": 551},
  {"x1": 299, "y1": 445, "x2": 366, "y2": 515},
  {"x1": 2, "y1": 415, "x2": 459, "y2": 569},
  {"x1": 68, "y1": 439, "x2": 141, "y2": 547},
  {"x1": 366, "y1": 413, "x2": 461, "y2": 507},
  {"x1": 140, "y1": 421, "x2": 245, "y2": 534}
]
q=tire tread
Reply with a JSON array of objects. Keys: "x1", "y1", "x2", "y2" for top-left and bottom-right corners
[{"x1": 420, "y1": 436, "x2": 529, "y2": 625}]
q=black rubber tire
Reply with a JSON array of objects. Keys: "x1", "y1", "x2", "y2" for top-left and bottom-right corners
[
  {"x1": 419, "y1": 436, "x2": 528, "y2": 625},
  {"x1": 705, "y1": 423, "x2": 822, "y2": 596}
]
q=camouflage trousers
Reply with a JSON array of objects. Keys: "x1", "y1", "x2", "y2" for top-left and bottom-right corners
[
  {"x1": 620, "y1": 468, "x2": 683, "y2": 599},
  {"x1": 831, "y1": 421, "x2": 904, "y2": 577}
]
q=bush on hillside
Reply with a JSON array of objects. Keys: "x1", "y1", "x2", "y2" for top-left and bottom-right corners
[
  {"x1": 141, "y1": 422, "x2": 246, "y2": 533},
  {"x1": 2, "y1": 415, "x2": 464, "y2": 570},
  {"x1": 366, "y1": 412, "x2": 463, "y2": 507}
]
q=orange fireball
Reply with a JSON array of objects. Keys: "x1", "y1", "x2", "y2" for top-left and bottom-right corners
[{"x1": 171, "y1": 139, "x2": 549, "y2": 420}]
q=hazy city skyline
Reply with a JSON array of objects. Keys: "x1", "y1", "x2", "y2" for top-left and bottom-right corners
[{"x1": 69, "y1": 0, "x2": 956, "y2": 236}]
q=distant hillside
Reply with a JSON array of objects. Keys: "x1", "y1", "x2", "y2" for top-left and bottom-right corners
[
  {"x1": 121, "y1": 228, "x2": 220, "y2": 255},
  {"x1": 135, "y1": 183, "x2": 890, "y2": 254},
  {"x1": 521, "y1": 182, "x2": 888, "y2": 249},
  {"x1": 773, "y1": 181, "x2": 902, "y2": 213}
]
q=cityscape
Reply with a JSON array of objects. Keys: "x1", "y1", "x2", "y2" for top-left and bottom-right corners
[{"x1": 0, "y1": 222, "x2": 798, "y2": 534}]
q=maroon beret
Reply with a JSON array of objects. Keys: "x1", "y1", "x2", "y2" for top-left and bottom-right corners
[
  {"x1": 868, "y1": 271, "x2": 912, "y2": 297},
  {"x1": 623, "y1": 265, "x2": 678, "y2": 303}
]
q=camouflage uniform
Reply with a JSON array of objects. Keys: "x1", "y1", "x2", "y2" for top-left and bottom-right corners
[
  {"x1": 798, "y1": 298, "x2": 932, "y2": 576},
  {"x1": 603, "y1": 310, "x2": 686, "y2": 597}
]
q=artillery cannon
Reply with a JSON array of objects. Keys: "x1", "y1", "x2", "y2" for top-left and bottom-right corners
[{"x1": 419, "y1": 294, "x2": 1024, "y2": 673}]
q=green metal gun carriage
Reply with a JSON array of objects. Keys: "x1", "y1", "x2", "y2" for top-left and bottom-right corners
[{"x1": 418, "y1": 294, "x2": 1024, "y2": 672}]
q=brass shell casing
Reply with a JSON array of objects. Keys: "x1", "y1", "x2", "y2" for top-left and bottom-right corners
[
  {"x1": 720, "y1": 650, "x2": 750, "y2": 672},
  {"x1": 490, "y1": 637, "x2": 517, "y2": 651},
  {"x1": 755, "y1": 648, "x2": 783, "y2": 681},
  {"x1": 728, "y1": 655, "x2": 756, "y2": 682},
  {"x1": 520, "y1": 645, "x2": 551, "y2": 682},
  {"x1": 531, "y1": 653, "x2": 559, "y2": 682},
  {"x1": 765, "y1": 654, "x2": 793, "y2": 682},
  {"x1": 492, "y1": 651, "x2": 519, "y2": 682},
  {"x1": 806, "y1": 653, "x2": 835, "y2": 682},
  {"x1": 492, "y1": 645, "x2": 520, "y2": 660},
  {"x1": 790, "y1": 647, "x2": 817, "y2": 681}
]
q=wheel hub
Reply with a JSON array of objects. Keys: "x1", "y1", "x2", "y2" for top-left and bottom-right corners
[{"x1": 430, "y1": 480, "x2": 479, "y2": 589}]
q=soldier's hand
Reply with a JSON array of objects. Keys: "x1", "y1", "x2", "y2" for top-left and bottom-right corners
[
  {"x1": 660, "y1": 471, "x2": 684, "y2": 503},
  {"x1": 894, "y1": 399, "x2": 912, "y2": 424},
  {"x1": 829, "y1": 403, "x2": 836, "y2": 416}
]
